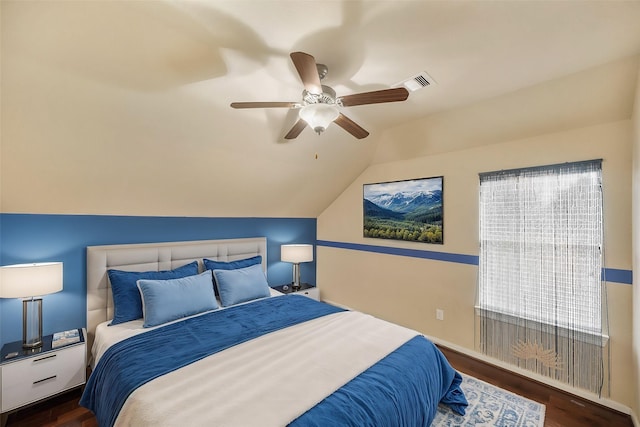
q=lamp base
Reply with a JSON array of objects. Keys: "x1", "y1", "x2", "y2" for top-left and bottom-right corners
[
  {"x1": 23, "y1": 298, "x2": 44, "y2": 349},
  {"x1": 291, "y1": 263, "x2": 302, "y2": 291},
  {"x1": 22, "y1": 341, "x2": 43, "y2": 349}
]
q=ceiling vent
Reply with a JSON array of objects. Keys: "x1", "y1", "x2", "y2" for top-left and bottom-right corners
[{"x1": 398, "y1": 71, "x2": 436, "y2": 92}]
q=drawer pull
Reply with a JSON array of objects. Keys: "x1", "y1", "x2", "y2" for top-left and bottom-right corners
[
  {"x1": 33, "y1": 354, "x2": 57, "y2": 363},
  {"x1": 33, "y1": 375, "x2": 57, "y2": 385}
]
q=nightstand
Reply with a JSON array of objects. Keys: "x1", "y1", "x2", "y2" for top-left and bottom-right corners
[
  {"x1": 0, "y1": 329, "x2": 86, "y2": 427},
  {"x1": 273, "y1": 283, "x2": 320, "y2": 301}
]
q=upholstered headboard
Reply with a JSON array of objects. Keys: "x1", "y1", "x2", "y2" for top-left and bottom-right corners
[{"x1": 86, "y1": 237, "x2": 267, "y2": 353}]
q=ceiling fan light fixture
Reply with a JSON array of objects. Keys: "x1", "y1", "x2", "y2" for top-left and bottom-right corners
[
  {"x1": 231, "y1": 51, "x2": 410, "y2": 140},
  {"x1": 299, "y1": 103, "x2": 339, "y2": 135}
]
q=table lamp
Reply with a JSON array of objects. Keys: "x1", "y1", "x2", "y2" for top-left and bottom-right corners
[
  {"x1": 0, "y1": 262, "x2": 63, "y2": 349},
  {"x1": 281, "y1": 244, "x2": 313, "y2": 291}
]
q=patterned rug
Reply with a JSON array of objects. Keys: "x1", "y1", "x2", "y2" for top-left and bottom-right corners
[{"x1": 432, "y1": 373, "x2": 546, "y2": 427}]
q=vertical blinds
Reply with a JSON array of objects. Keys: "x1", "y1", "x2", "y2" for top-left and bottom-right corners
[{"x1": 478, "y1": 159, "x2": 603, "y2": 334}]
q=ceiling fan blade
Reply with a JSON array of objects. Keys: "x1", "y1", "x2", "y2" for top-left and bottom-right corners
[
  {"x1": 334, "y1": 114, "x2": 369, "y2": 139},
  {"x1": 230, "y1": 102, "x2": 299, "y2": 109},
  {"x1": 284, "y1": 119, "x2": 307, "y2": 139},
  {"x1": 290, "y1": 52, "x2": 322, "y2": 95},
  {"x1": 338, "y1": 87, "x2": 409, "y2": 107}
]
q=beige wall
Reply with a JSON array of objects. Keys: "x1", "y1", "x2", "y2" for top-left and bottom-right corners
[
  {"x1": 318, "y1": 119, "x2": 634, "y2": 409},
  {"x1": 632, "y1": 65, "x2": 640, "y2": 424}
]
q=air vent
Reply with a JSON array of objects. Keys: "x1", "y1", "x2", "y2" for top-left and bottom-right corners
[{"x1": 399, "y1": 71, "x2": 436, "y2": 92}]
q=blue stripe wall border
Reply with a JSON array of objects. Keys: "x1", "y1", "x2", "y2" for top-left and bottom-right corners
[
  {"x1": 317, "y1": 240, "x2": 633, "y2": 285},
  {"x1": 602, "y1": 268, "x2": 633, "y2": 285},
  {"x1": 317, "y1": 240, "x2": 479, "y2": 265}
]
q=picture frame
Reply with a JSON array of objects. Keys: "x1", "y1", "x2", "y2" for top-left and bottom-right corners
[{"x1": 363, "y1": 176, "x2": 443, "y2": 244}]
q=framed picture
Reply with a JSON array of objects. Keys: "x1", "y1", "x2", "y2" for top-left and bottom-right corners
[{"x1": 363, "y1": 176, "x2": 443, "y2": 244}]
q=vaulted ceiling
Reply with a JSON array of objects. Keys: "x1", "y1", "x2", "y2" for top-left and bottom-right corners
[{"x1": 2, "y1": 1, "x2": 640, "y2": 218}]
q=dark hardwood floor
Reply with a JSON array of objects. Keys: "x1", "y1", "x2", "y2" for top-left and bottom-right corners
[
  {"x1": 3, "y1": 387, "x2": 95, "y2": 427},
  {"x1": 3, "y1": 346, "x2": 634, "y2": 426}
]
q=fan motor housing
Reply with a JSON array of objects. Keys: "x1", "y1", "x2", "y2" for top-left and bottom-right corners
[{"x1": 303, "y1": 85, "x2": 337, "y2": 106}]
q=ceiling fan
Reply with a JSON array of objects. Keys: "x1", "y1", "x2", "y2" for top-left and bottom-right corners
[{"x1": 230, "y1": 52, "x2": 410, "y2": 140}]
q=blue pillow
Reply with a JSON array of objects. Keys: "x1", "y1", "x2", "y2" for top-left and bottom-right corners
[
  {"x1": 108, "y1": 261, "x2": 199, "y2": 325},
  {"x1": 203, "y1": 255, "x2": 262, "y2": 295},
  {"x1": 212, "y1": 263, "x2": 271, "y2": 307},
  {"x1": 137, "y1": 271, "x2": 218, "y2": 328}
]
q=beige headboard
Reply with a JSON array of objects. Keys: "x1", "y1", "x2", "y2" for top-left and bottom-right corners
[{"x1": 86, "y1": 237, "x2": 267, "y2": 353}]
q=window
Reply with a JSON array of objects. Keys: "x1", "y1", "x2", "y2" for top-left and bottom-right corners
[
  {"x1": 478, "y1": 160, "x2": 603, "y2": 333},
  {"x1": 477, "y1": 159, "x2": 607, "y2": 395}
]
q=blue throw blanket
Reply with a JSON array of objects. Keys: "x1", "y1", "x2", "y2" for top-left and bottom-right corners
[
  {"x1": 290, "y1": 336, "x2": 467, "y2": 426},
  {"x1": 81, "y1": 296, "x2": 467, "y2": 426}
]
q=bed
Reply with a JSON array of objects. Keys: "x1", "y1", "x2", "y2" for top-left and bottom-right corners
[{"x1": 80, "y1": 237, "x2": 467, "y2": 426}]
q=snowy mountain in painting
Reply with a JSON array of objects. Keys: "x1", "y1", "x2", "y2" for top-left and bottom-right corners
[{"x1": 365, "y1": 190, "x2": 442, "y2": 214}]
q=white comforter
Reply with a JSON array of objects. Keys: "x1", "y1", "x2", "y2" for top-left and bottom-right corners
[{"x1": 113, "y1": 310, "x2": 418, "y2": 427}]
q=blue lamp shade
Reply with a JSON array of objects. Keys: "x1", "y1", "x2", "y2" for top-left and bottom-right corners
[
  {"x1": 0, "y1": 262, "x2": 63, "y2": 348},
  {"x1": 281, "y1": 245, "x2": 313, "y2": 290}
]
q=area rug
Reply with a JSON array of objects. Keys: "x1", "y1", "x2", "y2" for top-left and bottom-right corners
[{"x1": 432, "y1": 373, "x2": 546, "y2": 427}]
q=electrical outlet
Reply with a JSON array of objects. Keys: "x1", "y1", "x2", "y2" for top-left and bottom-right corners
[{"x1": 436, "y1": 309, "x2": 444, "y2": 321}]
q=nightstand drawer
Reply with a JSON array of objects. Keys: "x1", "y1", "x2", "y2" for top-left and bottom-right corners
[{"x1": 1, "y1": 344, "x2": 85, "y2": 412}]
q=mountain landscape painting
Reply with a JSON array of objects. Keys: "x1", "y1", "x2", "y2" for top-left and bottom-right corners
[{"x1": 363, "y1": 176, "x2": 443, "y2": 244}]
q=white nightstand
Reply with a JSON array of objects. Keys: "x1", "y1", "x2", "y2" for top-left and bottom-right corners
[
  {"x1": 0, "y1": 329, "x2": 86, "y2": 427},
  {"x1": 273, "y1": 283, "x2": 320, "y2": 301}
]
